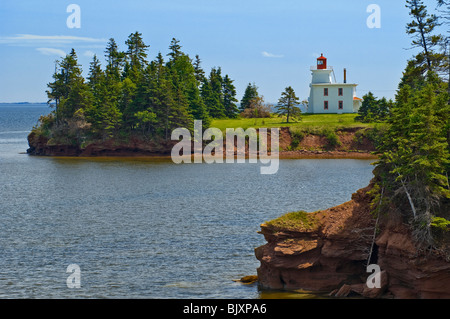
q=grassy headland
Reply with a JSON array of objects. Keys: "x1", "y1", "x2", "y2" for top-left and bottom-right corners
[{"x1": 211, "y1": 113, "x2": 375, "y2": 131}]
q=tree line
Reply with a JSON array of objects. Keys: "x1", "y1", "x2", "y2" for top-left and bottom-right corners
[
  {"x1": 45, "y1": 33, "x2": 244, "y2": 142},
  {"x1": 43, "y1": 32, "x2": 304, "y2": 144}
]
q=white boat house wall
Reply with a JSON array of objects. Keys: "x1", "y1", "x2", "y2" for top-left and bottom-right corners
[{"x1": 308, "y1": 54, "x2": 362, "y2": 114}]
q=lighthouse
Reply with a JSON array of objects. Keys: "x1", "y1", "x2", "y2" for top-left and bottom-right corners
[{"x1": 308, "y1": 54, "x2": 362, "y2": 114}]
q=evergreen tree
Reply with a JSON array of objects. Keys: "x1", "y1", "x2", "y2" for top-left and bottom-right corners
[
  {"x1": 185, "y1": 80, "x2": 211, "y2": 128},
  {"x1": 150, "y1": 52, "x2": 193, "y2": 140},
  {"x1": 356, "y1": 91, "x2": 376, "y2": 122},
  {"x1": 193, "y1": 54, "x2": 206, "y2": 85},
  {"x1": 87, "y1": 55, "x2": 104, "y2": 103},
  {"x1": 124, "y1": 31, "x2": 150, "y2": 81},
  {"x1": 85, "y1": 55, "x2": 106, "y2": 136},
  {"x1": 47, "y1": 49, "x2": 92, "y2": 121},
  {"x1": 119, "y1": 77, "x2": 137, "y2": 129},
  {"x1": 398, "y1": 58, "x2": 429, "y2": 90},
  {"x1": 165, "y1": 39, "x2": 210, "y2": 128},
  {"x1": 406, "y1": 0, "x2": 444, "y2": 72},
  {"x1": 202, "y1": 67, "x2": 225, "y2": 118},
  {"x1": 222, "y1": 75, "x2": 239, "y2": 118},
  {"x1": 276, "y1": 86, "x2": 301, "y2": 123},
  {"x1": 374, "y1": 76, "x2": 450, "y2": 247},
  {"x1": 240, "y1": 83, "x2": 259, "y2": 111},
  {"x1": 377, "y1": 97, "x2": 392, "y2": 120},
  {"x1": 356, "y1": 92, "x2": 392, "y2": 122},
  {"x1": 41, "y1": 33, "x2": 240, "y2": 145},
  {"x1": 167, "y1": 38, "x2": 182, "y2": 61},
  {"x1": 104, "y1": 38, "x2": 125, "y2": 81}
]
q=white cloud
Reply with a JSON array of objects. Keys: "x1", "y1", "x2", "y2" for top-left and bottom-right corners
[
  {"x1": 83, "y1": 50, "x2": 96, "y2": 58},
  {"x1": 36, "y1": 48, "x2": 66, "y2": 57},
  {"x1": 0, "y1": 34, "x2": 107, "y2": 45},
  {"x1": 261, "y1": 51, "x2": 284, "y2": 58}
]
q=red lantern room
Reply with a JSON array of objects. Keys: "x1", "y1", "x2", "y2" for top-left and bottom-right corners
[{"x1": 317, "y1": 53, "x2": 327, "y2": 69}]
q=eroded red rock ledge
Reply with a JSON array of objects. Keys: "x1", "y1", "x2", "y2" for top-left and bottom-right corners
[
  {"x1": 255, "y1": 185, "x2": 450, "y2": 299},
  {"x1": 26, "y1": 127, "x2": 378, "y2": 159}
]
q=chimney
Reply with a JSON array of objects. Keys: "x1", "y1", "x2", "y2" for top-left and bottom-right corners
[{"x1": 344, "y1": 68, "x2": 347, "y2": 83}]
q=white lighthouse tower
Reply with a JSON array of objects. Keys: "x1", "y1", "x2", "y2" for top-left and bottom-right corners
[{"x1": 308, "y1": 54, "x2": 362, "y2": 114}]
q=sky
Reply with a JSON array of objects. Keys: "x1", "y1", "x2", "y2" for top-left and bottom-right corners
[{"x1": 0, "y1": 0, "x2": 444, "y2": 104}]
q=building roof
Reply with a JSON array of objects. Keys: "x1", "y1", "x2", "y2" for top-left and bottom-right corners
[
  {"x1": 353, "y1": 97, "x2": 363, "y2": 101},
  {"x1": 311, "y1": 83, "x2": 357, "y2": 86}
]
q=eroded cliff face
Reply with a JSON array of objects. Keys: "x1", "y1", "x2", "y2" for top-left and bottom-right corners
[
  {"x1": 27, "y1": 131, "x2": 175, "y2": 157},
  {"x1": 255, "y1": 186, "x2": 450, "y2": 299},
  {"x1": 27, "y1": 127, "x2": 377, "y2": 159}
]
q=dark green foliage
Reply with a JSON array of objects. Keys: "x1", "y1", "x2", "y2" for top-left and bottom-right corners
[
  {"x1": 275, "y1": 86, "x2": 302, "y2": 123},
  {"x1": 44, "y1": 33, "x2": 239, "y2": 144},
  {"x1": 240, "y1": 83, "x2": 259, "y2": 112},
  {"x1": 355, "y1": 92, "x2": 392, "y2": 123},
  {"x1": 406, "y1": 0, "x2": 443, "y2": 71},
  {"x1": 202, "y1": 67, "x2": 225, "y2": 118},
  {"x1": 369, "y1": 1, "x2": 450, "y2": 250},
  {"x1": 372, "y1": 74, "x2": 450, "y2": 248},
  {"x1": 200, "y1": 67, "x2": 238, "y2": 119},
  {"x1": 222, "y1": 75, "x2": 239, "y2": 118}
]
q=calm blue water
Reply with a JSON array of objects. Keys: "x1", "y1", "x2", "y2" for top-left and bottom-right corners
[{"x1": 0, "y1": 104, "x2": 375, "y2": 298}]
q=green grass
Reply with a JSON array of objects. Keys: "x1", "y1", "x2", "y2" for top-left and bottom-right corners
[
  {"x1": 211, "y1": 114, "x2": 373, "y2": 132},
  {"x1": 265, "y1": 211, "x2": 319, "y2": 232}
]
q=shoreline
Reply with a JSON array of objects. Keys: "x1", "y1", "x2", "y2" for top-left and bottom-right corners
[
  {"x1": 27, "y1": 126, "x2": 379, "y2": 160},
  {"x1": 26, "y1": 150, "x2": 378, "y2": 161},
  {"x1": 278, "y1": 150, "x2": 377, "y2": 160}
]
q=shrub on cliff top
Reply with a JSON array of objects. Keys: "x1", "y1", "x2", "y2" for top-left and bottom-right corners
[{"x1": 265, "y1": 211, "x2": 318, "y2": 232}]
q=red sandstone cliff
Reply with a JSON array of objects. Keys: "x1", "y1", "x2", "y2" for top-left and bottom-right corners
[
  {"x1": 27, "y1": 131, "x2": 175, "y2": 157},
  {"x1": 255, "y1": 185, "x2": 450, "y2": 299},
  {"x1": 27, "y1": 127, "x2": 376, "y2": 159}
]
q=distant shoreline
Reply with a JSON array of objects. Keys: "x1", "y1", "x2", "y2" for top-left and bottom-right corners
[{"x1": 0, "y1": 102, "x2": 48, "y2": 105}]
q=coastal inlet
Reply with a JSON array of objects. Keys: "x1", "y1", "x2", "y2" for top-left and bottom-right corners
[{"x1": 0, "y1": 104, "x2": 375, "y2": 298}]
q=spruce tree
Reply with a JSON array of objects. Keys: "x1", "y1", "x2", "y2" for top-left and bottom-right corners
[
  {"x1": 105, "y1": 38, "x2": 125, "y2": 81},
  {"x1": 222, "y1": 75, "x2": 239, "y2": 118},
  {"x1": 202, "y1": 67, "x2": 225, "y2": 118},
  {"x1": 374, "y1": 75, "x2": 450, "y2": 247},
  {"x1": 240, "y1": 83, "x2": 259, "y2": 111},
  {"x1": 47, "y1": 49, "x2": 92, "y2": 121},
  {"x1": 125, "y1": 31, "x2": 150, "y2": 78},
  {"x1": 276, "y1": 86, "x2": 301, "y2": 123},
  {"x1": 193, "y1": 54, "x2": 206, "y2": 85},
  {"x1": 406, "y1": 0, "x2": 444, "y2": 72}
]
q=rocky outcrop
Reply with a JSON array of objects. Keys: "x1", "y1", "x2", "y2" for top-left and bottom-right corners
[
  {"x1": 27, "y1": 132, "x2": 175, "y2": 157},
  {"x1": 375, "y1": 218, "x2": 450, "y2": 298},
  {"x1": 255, "y1": 185, "x2": 450, "y2": 299},
  {"x1": 27, "y1": 127, "x2": 377, "y2": 159},
  {"x1": 27, "y1": 131, "x2": 81, "y2": 156}
]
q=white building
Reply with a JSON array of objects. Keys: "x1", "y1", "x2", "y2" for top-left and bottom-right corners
[{"x1": 308, "y1": 54, "x2": 362, "y2": 114}]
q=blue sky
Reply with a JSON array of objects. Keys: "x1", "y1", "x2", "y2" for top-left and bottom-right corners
[{"x1": 0, "y1": 0, "x2": 444, "y2": 103}]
